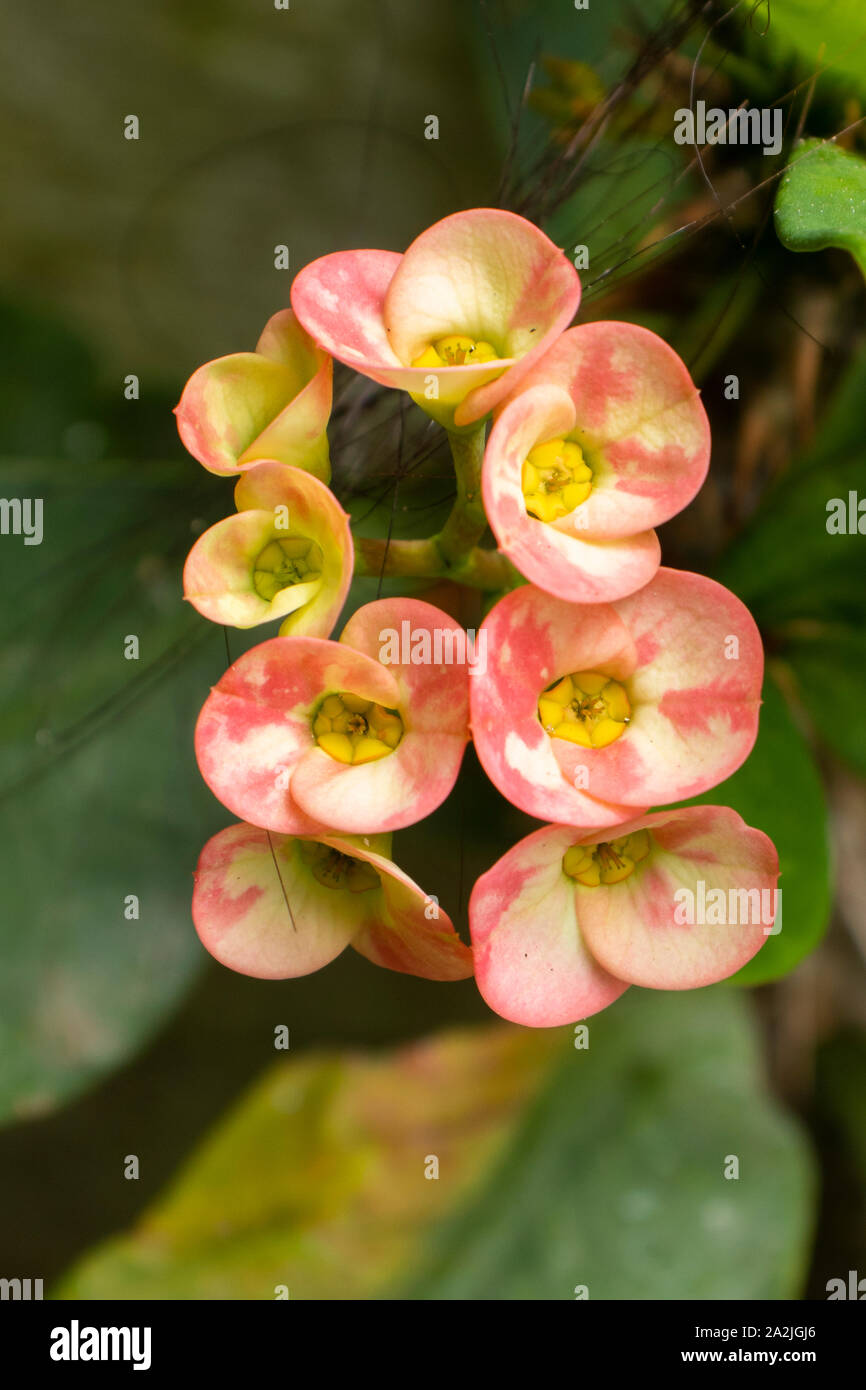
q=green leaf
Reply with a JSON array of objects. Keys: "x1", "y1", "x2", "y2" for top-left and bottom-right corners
[
  {"x1": 715, "y1": 371, "x2": 866, "y2": 780},
  {"x1": 401, "y1": 991, "x2": 814, "y2": 1300},
  {"x1": 797, "y1": 341, "x2": 866, "y2": 470},
  {"x1": 0, "y1": 300, "x2": 99, "y2": 457},
  {"x1": 783, "y1": 633, "x2": 866, "y2": 779},
  {"x1": 713, "y1": 451, "x2": 866, "y2": 628},
  {"x1": 57, "y1": 996, "x2": 814, "y2": 1301},
  {"x1": 764, "y1": 0, "x2": 866, "y2": 100},
  {"x1": 683, "y1": 675, "x2": 831, "y2": 985},
  {"x1": 0, "y1": 455, "x2": 230, "y2": 1123},
  {"x1": 56, "y1": 1026, "x2": 561, "y2": 1299},
  {"x1": 774, "y1": 139, "x2": 866, "y2": 278}
]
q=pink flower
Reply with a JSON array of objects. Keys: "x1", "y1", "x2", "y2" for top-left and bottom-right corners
[
  {"x1": 290, "y1": 209, "x2": 580, "y2": 430},
  {"x1": 470, "y1": 569, "x2": 763, "y2": 826},
  {"x1": 195, "y1": 598, "x2": 470, "y2": 836},
  {"x1": 183, "y1": 461, "x2": 353, "y2": 636},
  {"x1": 193, "y1": 821, "x2": 472, "y2": 981},
  {"x1": 482, "y1": 322, "x2": 710, "y2": 601},
  {"x1": 470, "y1": 805, "x2": 779, "y2": 1026},
  {"x1": 175, "y1": 308, "x2": 332, "y2": 479}
]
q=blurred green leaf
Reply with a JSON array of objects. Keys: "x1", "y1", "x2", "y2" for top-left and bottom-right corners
[
  {"x1": 783, "y1": 633, "x2": 866, "y2": 779},
  {"x1": 798, "y1": 341, "x2": 866, "y2": 469},
  {"x1": 401, "y1": 990, "x2": 814, "y2": 1299},
  {"x1": 667, "y1": 271, "x2": 763, "y2": 382},
  {"x1": 0, "y1": 301, "x2": 98, "y2": 457},
  {"x1": 685, "y1": 676, "x2": 830, "y2": 985},
  {"x1": 689, "y1": 453, "x2": 865, "y2": 629},
  {"x1": 0, "y1": 454, "x2": 231, "y2": 1123},
  {"x1": 57, "y1": 995, "x2": 814, "y2": 1301},
  {"x1": 774, "y1": 140, "x2": 866, "y2": 278},
  {"x1": 56, "y1": 1026, "x2": 561, "y2": 1299},
  {"x1": 764, "y1": 0, "x2": 866, "y2": 99},
  {"x1": 716, "y1": 353, "x2": 866, "y2": 780}
]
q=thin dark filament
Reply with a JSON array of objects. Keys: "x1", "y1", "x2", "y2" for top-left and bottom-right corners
[{"x1": 267, "y1": 830, "x2": 298, "y2": 933}]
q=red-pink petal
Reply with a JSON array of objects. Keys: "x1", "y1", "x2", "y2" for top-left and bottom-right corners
[
  {"x1": 483, "y1": 383, "x2": 661, "y2": 601},
  {"x1": 339, "y1": 597, "x2": 471, "y2": 738},
  {"x1": 501, "y1": 321, "x2": 710, "y2": 536},
  {"x1": 384, "y1": 209, "x2": 581, "y2": 425},
  {"x1": 469, "y1": 824, "x2": 628, "y2": 1026},
  {"x1": 183, "y1": 509, "x2": 319, "y2": 629},
  {"x1": 193, "y1": 822, "x2": 472, "y2": 983},
  {"x1": 289, "y1": 599, "x2": 471, "y2": 832},
  {"x1": 574, "y1": 805, "x2": 779, "y2": 988},
  {"x1": 175, "y1": 308, "x2": 332, "y2": 479},
  {"x1": 288, "y1": 734, "x2": 459, "y2": 835},
  {"x1": 348, "y1": 847, "x2": 473, "y2": 981},
  {"x1": 581, "y1": 569, "x2": 764, "y2": 806},
  {"x1": 470, "y1": 585, "x2": 645, "y2": 825},
  {"x1": 233, "y1": 460, "x2": 353, "y2": 637},
  {"x1": 291, "y1": 211, "x2": 580, "y2": 427},
  {"x1": 195, "y1": 637, "x2": 401, "y2": 834},
  {"x1": 291, "y1": 249, "x2": 403, "y2": 375},
  {"x1": 192, "y1": 822, "x2": 359, "y2": 978}
]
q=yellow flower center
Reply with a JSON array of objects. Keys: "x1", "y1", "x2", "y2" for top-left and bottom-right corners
[
  {"x1": 562, "y1": 830, "x2": 651, "y2": 887},
  {"x1": 411, "y1": 334, "x2": 500, "y2": 368},
  {"x1": 298, "y1": 841, "x2": 380, "y2": 892},
  {"x1": 538, "y1": 670, "x2": 631, "y2": 749},
  {"x1": 522, "y1": 437, "x2": 592, "y2": 522},
  {"x1": 253, "y1": 536, "x2": 323, "y2": 602},
  {"x1": 313, "y1": 691, "x2": 404, "y2": 765}
]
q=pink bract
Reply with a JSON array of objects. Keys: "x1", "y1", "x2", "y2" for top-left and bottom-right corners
[
  {"x1": 183, "y1": 460, "x2": 353, "y2": 636},
  {"x1": 470, "y1": 805, "x2": 778, "y2": 1026},
  {"x1": 175, "y1": 308, "x2": 332, "y2": 479},
  {"x1": 470, "y1": 569, "x2": 764, "y2": 824},
  {"x1": 194, "y1": 821, "x2": 472, "y2": 981},
  {"x1": 195, "y1": 598, "x2": 471, "y2": 835},
  {"x1": 483, "y1": 322, "x2": 710, "y2": 601},
  {"x1": 290, "y1": 209, "x2": 580, "y2": 429}
]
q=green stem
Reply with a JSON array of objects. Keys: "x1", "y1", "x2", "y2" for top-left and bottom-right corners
[
  {"x1": 353, "y1": 536, "x2": 519, "y2": 592},
  {"x1": 354, "y1": 536, "x2": 442, "y2": 581},
  {"x1": 433, "y1": 425, "x2": 489, "y2": 567},
  {"x1": 352, "y1": 422, "x2": 524, "y2": 592}
]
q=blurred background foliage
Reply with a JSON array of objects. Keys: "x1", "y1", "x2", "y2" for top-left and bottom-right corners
[{"x1": 0, "y1": 0, "x2": 864, "y2": 1299}]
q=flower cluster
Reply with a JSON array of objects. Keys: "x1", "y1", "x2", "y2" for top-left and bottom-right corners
[{"x1": 177, "y1": 209, "x2": 778, "y2": 1025}]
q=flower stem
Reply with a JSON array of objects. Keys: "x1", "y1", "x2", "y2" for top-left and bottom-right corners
[
  {"x1": 354, "y1": 536, "x2": 442, "y2": 580},
  {"x1": 352, "y1": 422, "x2": 524, "y2": 592},
  {"x1": 353, "y1": 535, "x2": 519, "y2": 592},
  {"x1": 434, "y1": 424, "x2": 489, "y2": 567}
]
